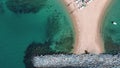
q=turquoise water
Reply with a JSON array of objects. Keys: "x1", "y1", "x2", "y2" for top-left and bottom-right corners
[
  {"x1": 1, "y1": 0, "x2": 120, "y2": 67},
  {"x1": 102, "y1": 0, "x2": 120, "y2": 54},
  {"x1": 0, "y1": 0, "x2": 74, "y2": 68}
]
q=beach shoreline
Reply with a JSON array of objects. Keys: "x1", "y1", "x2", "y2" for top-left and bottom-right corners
[{"x1": 62, "y1": 0, "x2": 112, "y2": 54}]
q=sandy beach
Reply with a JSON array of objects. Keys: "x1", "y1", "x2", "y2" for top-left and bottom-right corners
[{"x1": 62, "y1": 0, "x2": 112, "y2": 54}]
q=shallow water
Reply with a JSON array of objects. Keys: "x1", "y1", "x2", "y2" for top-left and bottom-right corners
[
  {"x1": 0, "y1": 0, "x2": 120, "y2": 68},
  {"x1": 0, "y1": 0, "x2": 74, "y2": 68},
  {"x1": 102, "y1": 0, "x2": 120, "y2": 54}
]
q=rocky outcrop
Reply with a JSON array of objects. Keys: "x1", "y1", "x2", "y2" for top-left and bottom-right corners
[
  {"x1": 23, "y1": 41, "x2": 69, "y2": 68},
  {"x1": 33, "y1": 54, "x2": 120, "y2": 68}
]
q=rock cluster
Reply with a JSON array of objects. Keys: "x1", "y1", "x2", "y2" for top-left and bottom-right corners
[
  {"x1": 33, "y1": 54, "x2": 120, "y2": 68},
  {"x1": 23, "y1": 42, "x2": 69, "y2": 68}
]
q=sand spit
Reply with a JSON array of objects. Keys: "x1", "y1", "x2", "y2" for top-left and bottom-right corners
[{"x1": 62, "y1": 0, "x2": 112, "y2": 54}]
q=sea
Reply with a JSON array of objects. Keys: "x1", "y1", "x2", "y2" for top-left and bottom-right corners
[
  {"x1": 0, "y1": 0, "x2": 74, "y2": 68},
  {"x1": 0, "y1": 0, "x2": 120, "y2": 68},
  {"x1": 102, "y1": 0, "x2": 120, "y2": 54}
]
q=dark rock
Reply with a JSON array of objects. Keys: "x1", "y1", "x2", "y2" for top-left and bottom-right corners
[
  {"x1": 104, "y1": 36, "x2": 120, "y2": 55},
  {"x1": 23, "y1": 41, "x2": 69, "y2": 68},
  {"x1": 23, "y1": 41, "x2": 53, "y2": 68},
  {"x1": 46, "y1": 12, "x2": 61, "y2": 40},
  {"x1": 6, "y1": 0, "x2": 48, "y2": 14},
  {"x1": 46, "y1": 12, "x2": 74, "y2": 53}
]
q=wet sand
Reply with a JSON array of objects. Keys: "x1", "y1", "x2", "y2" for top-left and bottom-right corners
[{"x1": 62, "y1": 0, "x2": 112, "y2": 54}]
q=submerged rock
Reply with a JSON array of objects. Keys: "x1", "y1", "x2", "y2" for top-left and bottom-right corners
[
  {"x1": 104, "y1": 36, "x2": 120, "y2": 55},
  {"x1": 23, "y1": 9, "x2": 74, "y2": 68},
  {"x1": 102, "y1": 21, "x2": 120, "y2": 54},
  {"x1": 23, "y1": 41, "x2": 69, "y2": 68},
  {"x1": 23, "y1": 42, "x2": 53, "y2": 68},
  {"x1": 47, "y1": 11, "x2": 74, "y2": 53},
  {"x1": 6, "y1": 0, "x2": 48, "y2": 14}
]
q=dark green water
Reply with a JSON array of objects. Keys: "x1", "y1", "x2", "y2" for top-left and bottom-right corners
[
  {"x1": 102, "y1": 0, "x2": 120, "y2": 54},
  {"x1": 0, "y1": 0, "x2": 74, "y2": 68}
]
